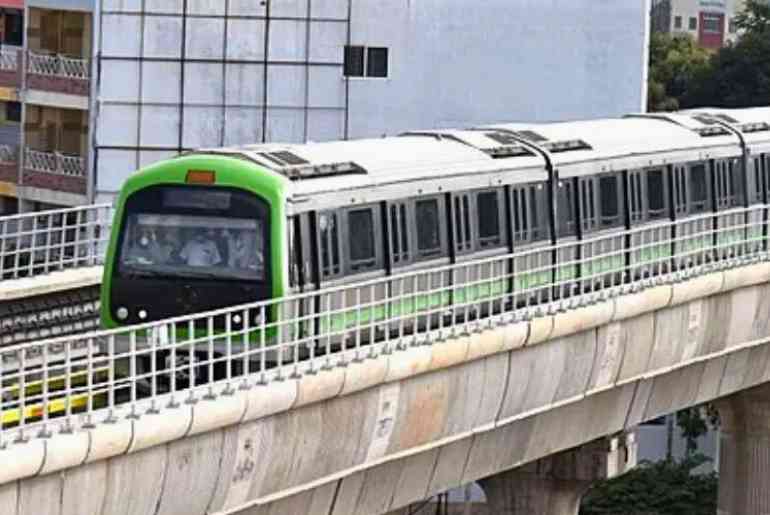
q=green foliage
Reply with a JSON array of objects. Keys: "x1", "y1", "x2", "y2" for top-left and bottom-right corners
[
  {"x1": 647, "y1": 33, "x2": 711, "y2": 112},
  {"x1": 580, "y1": 456, "x2": 718, "y2": 515},
  {"x1": 675, "y1": 405, "x2": 719, "y2": 456}
]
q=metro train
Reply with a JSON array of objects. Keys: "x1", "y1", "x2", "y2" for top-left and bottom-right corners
[{"x1": 100, "y1": 107, "x2": 770, "y2": 342}]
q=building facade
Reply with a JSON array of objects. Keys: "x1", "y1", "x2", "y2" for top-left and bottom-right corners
[
  {"x1": 652, "y1": 0, "x2": 749, "y2": 49},
  {"x1": 0, "y1": 0, "x2": 652, "y2": 211}
]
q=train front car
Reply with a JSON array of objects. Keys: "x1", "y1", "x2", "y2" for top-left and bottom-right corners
[{"x1": 101, "y1": 154, "x2": 286, "y2": 329}]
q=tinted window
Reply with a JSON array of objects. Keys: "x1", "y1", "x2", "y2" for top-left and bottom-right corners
[
  {"x1": 730, "y1": 161, "x2": 745, "y2": 207},
  {"x1": 647, "y1": 169, "x2": 667, "y2": 219},
  {"x1": 348, "y1": 209, "x2": 376, "y2": 270},
  {"x1": 690, "y1": 164, "x2": 709, "y2": 212},
  {"x1": 344, "y1": 46, "x2": 364, "y2": 77},
  {"x1": 416, "y1": 199, "x2": 441, "y2": 257},
  {"x1": 454, "y1": 195, "x2": 472, "y2": 253},
  {"x1": 477, "y1": 191, "x2": 501, "y2": 247},
  {"x1": 599, "y1": 175, "x2": 621, "y2": 227},
  {"x1": 390, "y1": 203, "x2": 410, "y2": 264},
  {"x1": 319, "y1": 212, "x2": 340, "y2": 277},
  {"x1": 367, "y1": 47, "x2": 389, "y2": 78},
  {"x1": 558, "y1": 180, "x2": 576, "y2": 237}
]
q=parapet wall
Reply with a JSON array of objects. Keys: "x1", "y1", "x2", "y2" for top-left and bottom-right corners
[{"x1": 3, "y1": 263, "x2": 770, "y2": 515}]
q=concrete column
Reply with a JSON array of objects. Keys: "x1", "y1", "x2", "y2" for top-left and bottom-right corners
[
  {"x1": 478, "y1": 435, "x2": 635, "y2": 515},
  {"x1": 716, "y1": 383, "x2": 770, "y2": 515}
]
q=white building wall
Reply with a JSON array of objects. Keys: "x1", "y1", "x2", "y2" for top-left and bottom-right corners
[{"x1": 92, "y1": 0, "x2": 650, "y2": 202}]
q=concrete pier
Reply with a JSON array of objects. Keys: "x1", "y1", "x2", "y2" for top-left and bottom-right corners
[
  {"x1": 478, "y1": 437, "x2": 632, "y2": 515},
  {"x1": 717, "y1": 383, "x2": 770, "y2": 515}
]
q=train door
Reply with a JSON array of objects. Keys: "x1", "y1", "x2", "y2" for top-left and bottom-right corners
[
  {"x1": 713, "y1": 157, "x2": 746, "y2": 261},
  {"x1": 672, "y1": 161, "x2": 713, "y2": 270},
  {"x1": 553, "y1": 177, "x2": 579, "y2": 301},
  {"x1": 386, "y1": 196, "x2": 451, "y2": 340},
  {"x1": 509, "y1": 181, "x2": 552, "y2": 311},
  {"x1": 450, "y1": 188, "x2": 509, "y2": 324},
  {"x1": 627, "y1": 167, "x2": 672, "y2": 280},
  {"x1": 576, "y1": 172, "x2": 626, "y2": 294}
]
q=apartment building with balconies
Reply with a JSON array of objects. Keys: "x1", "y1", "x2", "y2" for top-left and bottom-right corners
[{"x1": 0, "y1": 0, "x2": 91, "y2": 215}]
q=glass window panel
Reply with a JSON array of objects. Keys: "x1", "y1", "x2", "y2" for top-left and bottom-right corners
[
  {"x1": 366, "y1": 47, "x2": 388, "y2": 77},
  {"x1": 647, "y1": 169, "x2": 667, "y2": 219},
  {"x1": 478, "y1": 191, "x2": 501, "y2": 247},
  {"x1": 690, "y1": 164, "x2": 709, "y2": 212},
  {"x1": 348, "y1": 208, "x2": 375, "y2": 269},
  {"x1": 599, "y1": 175, "x2": 620, "y2": 227},
  {"x1": 344, "y1": 45, "x2": 364, "y2": 77},
  {"x1": 415, "y1": 199, "x2": 441, "y2": 257}
]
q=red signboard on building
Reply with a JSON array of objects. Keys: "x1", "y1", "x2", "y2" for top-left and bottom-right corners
[
  {"x1": 699, "y1": 12, "x2": 725, "y2": 49},
  {"x1": 0, "y1": 0, "x2": 23, "y2": 8}
]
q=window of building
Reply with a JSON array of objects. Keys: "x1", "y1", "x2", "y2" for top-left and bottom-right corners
[
  {"x1": 647, "y1": 169, "x2": 668, "y2": 220},
  {"x1": 5, "y1": 102, "x2": 20, "y2": 123},
  {"x1": 702, "y1": 13, "x2": 721, "y2": 34},
  {"x1": 4, "y1": 11, "x2": 23, "y2": 46},
  {"x1": 348, "y1": 208, "x2": 377, "y2": 272},
  {"x1": 477, "y1": 191, "x2": 502, "y2": 248},
  {"x1": 344, "y1": 45, "x2": 389, "y2": 78},
  {"x1": 344, "y1": 46, "x2": 365, "y2": 77},
  {"x1": 366, "y1": 47, "x2": 389, "y2": 78},
  {"x1": 689, "y1": 17, "x2": 697, "y2": 30},
  {"x1": 415, "y1": 198, "x2": 442, "y2": 258},
  {"x1": 674, "y1": 16, "x2": 683, "y2": 29}
]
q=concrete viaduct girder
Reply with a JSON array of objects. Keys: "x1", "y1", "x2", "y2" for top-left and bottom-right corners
[{"x1": 3, "y1": 263, "x2": 770, "y2": 515}]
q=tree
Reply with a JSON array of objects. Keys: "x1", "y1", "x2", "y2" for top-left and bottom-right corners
[
  {"x1": 683, "y1": 0, "x2": 770, "y2": 108},
  {"x1": 647, "y1": 33, "x2": 711, "y2": 112},
  {"x1": 580, "y1": 456, "x2": 718, "y2": 515}
]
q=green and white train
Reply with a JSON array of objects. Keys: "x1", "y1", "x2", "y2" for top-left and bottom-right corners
[{"x1": 101, "y1": 107, "x2": 770, "y2": 336}]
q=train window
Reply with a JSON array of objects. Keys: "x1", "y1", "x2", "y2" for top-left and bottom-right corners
[
  {"x1": 764, "y1": 154, "x2": 770, "y2": 202},
  {"x1": 557, "y1": 179, "x2": 577, "y2": 237},
  {"x1": 689, "y1": 163, "x2": 710, "y2": 213},
  {"x1": 511, "y1": 183, "x2": 547, "y2": 243},
  {"x1": 415, "y1": 198, "x2": 443, "y2": 259},
  {"x1": 647, "y1": 169, "x2": 668, "y2": 220},
  {"x1": 752, "y1": 157, "x2": 764, "y2": 204},
  {"x1": 730, "y1": 159, "x2": 745, "y2": 207},
  {"x1": 348, "y1": 208, "x2": 377, "y2": 272},
  {"x1": 453, "y1": 193, "x2": 473, "y2": 254},
  {"x1": 673, "y1": 165, "x2": 688, "y2": 217},
  {"x1": 579, "y1": 178, "x2": 597, "y2": 233},
  {"x1": 598, "y1": 173, "x2": 624, "y2": 228},
  {"x1": 389, "y1": 203, "x2": 410, "y2": 265},
  {"x1": 318, "y1": 211, "x2": 341, "y2": 278},
  {"x1": 628, "y1": 171, "x2": 644, "y2": 224},
  {"x1": 477, "y1": 190, "x2": 503, "y2": 248}
]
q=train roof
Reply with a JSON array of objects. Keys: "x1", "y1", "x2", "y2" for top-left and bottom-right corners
[
  {"x1": 485, "y1": 115, "x2": 742, "y2": 176},
  {"x1": 196, "y1": 133, "x2": 547, "y2": 212},
  {"x1": 189, "y1": 106, "x2": 768, "y2": 212}
]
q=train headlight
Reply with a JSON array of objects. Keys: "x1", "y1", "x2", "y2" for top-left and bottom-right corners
[
  {"x1": 117, "y1": 307, "x2": 129, "y2": 320},
  {"x1": 138, "y1": 309, "x2": 148, "y2": 320}
]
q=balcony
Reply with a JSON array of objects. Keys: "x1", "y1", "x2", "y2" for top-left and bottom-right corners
[
  {"x1": 26, "y1": 50, "x2": 90, "y2": 96},
  {"x1": 0, "y1": 46, "x2": 22, "y2": 88},
  {"x1": 23, "y1": 148, "x2": 86, "y2": 195},
  {"x1": 0, "y1": 144, "x2": 18, "y2": 183}
]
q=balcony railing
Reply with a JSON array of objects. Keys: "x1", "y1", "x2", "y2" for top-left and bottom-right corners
[
  {"x1": 25, "y1": 148, "x2": 86, "y2": 177},
  {"x1": 27, "y1": 50, "x2": 89, "y2": 80},
  {"x1": 0, "y1": 46, "x2": 20, "y2": 72},
  {"x1": 0, "y1": 144, "x2": 17, "y2": 164}
]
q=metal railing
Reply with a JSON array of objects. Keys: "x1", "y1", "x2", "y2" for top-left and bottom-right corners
[
  {"x1": 27, "y1": 50, "x2": 89, "y2": 80},
  {"x1": 0, "y1": 204, "x2": 112, "y2": 281},
  {"x1": 0, "y1": 144, "x2": 17, "y2": 165},
  {"x1": 0, "y1": 46, "x2": 19, "y2": 72},
  {"x1": 1, "y1": 205, "x2": 767, "y2": 445},
  {"x1": 25, "y1": 148, "x2": 86, "y2": 177}
]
